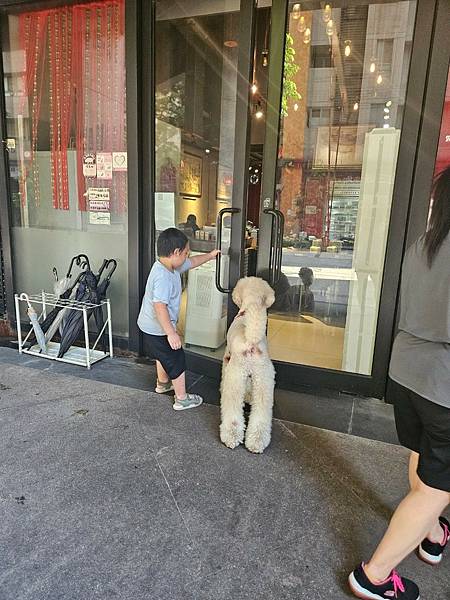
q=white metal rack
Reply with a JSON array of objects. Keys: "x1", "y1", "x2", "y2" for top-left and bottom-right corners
[{"x1": 15, "y1": 291, "x2": 113, "y2": 369}]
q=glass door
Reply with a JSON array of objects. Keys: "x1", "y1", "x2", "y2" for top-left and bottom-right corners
[
  {"x1": 254, "y1": 0, "x2": 419, "y2": 384},
  {"x1": 150, "y1": 0, "x2": 256, "y2": 361}
]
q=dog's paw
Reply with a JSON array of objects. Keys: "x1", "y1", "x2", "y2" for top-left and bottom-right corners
[
  {"x1": 220, "y1": 422, "x2": 244, "y2": 449},
  {"x1": 245, "y1": 428, "x2": 271, "y2": 454}
]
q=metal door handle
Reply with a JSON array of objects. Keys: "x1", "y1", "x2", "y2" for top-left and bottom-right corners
[
  {"x1": 273, "y1": 209, "x2": 284, "y2": 284},
  {"x1": 263, "y1": 209, "x2": 284, "y2": 286},
  {"x1": 215, "y1": 207, "x2": 240, "y2": 293}
]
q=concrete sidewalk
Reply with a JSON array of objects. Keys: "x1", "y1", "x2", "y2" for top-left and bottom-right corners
[{"x1": 0, "y1": 349, "x2": 448, "y2": 599}]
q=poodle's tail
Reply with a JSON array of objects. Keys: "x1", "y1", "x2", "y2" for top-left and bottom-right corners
[{"x1": 241, "y1": 302, "x2": 267, "y2": 346}]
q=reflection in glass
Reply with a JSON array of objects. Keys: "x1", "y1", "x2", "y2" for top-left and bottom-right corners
[
  {"x1": 267, "y1": 1, "x2": 417, "y2": 374},
  {"x1": 155, "y1": 2, "x2": 240, "y2": 356},
  {"x1": 2, "y1": 1, "x2": 129, "y2": 335}
]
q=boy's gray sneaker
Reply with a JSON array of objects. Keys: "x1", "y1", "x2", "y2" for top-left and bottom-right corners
[
  {"x1": 155, "y1": 380, "x2": 174, "y2": 394},
  {"x1": 173, "y1": 394, "x2": 203, "y2": 411}
]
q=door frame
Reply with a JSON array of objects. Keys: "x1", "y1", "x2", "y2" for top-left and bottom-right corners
[
  {"x1": 147, "y1": 0, "x2": 258, "y2": 367},
  {"x1": 250, "y1": 0, "x2": 440, "y2": 398},
  {"x1": 385, "y1": 0, "x2": 450, "y2": 402}
]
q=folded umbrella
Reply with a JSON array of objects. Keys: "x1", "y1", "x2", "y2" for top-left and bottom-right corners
[
  {"x1": 24, "y1": 256, "x2": 88, "y2": 348},
  {"x1": 20, "y1": 293, "x2": 47, "y2": 353},
  {"x1": 93, "y1": 259, "x2": 117, "y2": 352},
  {"x1": 57, "y1": 269, "x2": 99, "y2": 358},
  {"x1": 44, "y1": 268, "x2": 88, "y2": 344}
]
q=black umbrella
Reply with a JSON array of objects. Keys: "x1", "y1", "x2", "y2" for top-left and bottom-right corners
[
  {"x1": 24, "y1": 257, "x2": 88, "y2": 349},
  {"x1": 57, "y1": 269, "x2": 99, "y2": 358},
  {"x1": 93, "y1": 259, "x2": 117, "y2": 352}
]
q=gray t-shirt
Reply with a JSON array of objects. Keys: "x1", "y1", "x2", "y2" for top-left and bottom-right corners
[
  {"x1": 137, "y1": 259, "x2": 191, "y2": 336},
  {"x1": 389, "y1": 235, "x2": 450, "y2": 408}
]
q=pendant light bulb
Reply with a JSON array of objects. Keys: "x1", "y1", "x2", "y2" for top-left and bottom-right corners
[
  {"x1": 344, "y1": 40, "x2": 351, "y2": 57},
  {"x1": 297, "y1": 15, "x2": 306, "y2": 33},
  {"x1": 377, "y1": 74, "x2": 383, "y2": 85},
  {"x1": 369, "y1": 61, "x2": 376, "y2": 73},
  {"x1": 262, "y1": 51, "x2": 269, "y2": 67},
  {"x1": 323, "y1": 3, "x2": 332, "y2": 23},
  {"x1": 292, "y1": 3, "x2": 301, "y2": 19},
  {"x1": 255, "y1": 108, "x2": 264, "y2": 119},
  {"x1": 303, "y1": 27, "x2": 311, "y2": 44},
  {"x1": 326, "y1": 20, "x2": 334, "y2": 37},
  {"x1": 251, "y1": 83, "x2": 258, "y2": 95},
  {"x1": 353, "y1": 102, "x2": 359, "y2": 111}
]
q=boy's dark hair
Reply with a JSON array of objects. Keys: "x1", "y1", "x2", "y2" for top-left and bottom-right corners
[{"x1": 157, "y1": 228, "x2": 189, "y2": 257}]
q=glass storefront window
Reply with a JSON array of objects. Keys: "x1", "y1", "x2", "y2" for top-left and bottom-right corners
[
  {"x1": 154, "y1": 1, "x2": 240, "y2": 357},
  {"x1": 268, "y1": 0, "x2": 417, "y2": 374},
  {"x1": 2, "y1": 0, "x2": 128, "y2": 336}
]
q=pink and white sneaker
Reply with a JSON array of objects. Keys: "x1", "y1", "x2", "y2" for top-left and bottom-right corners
[
  {"x1": 418, "y1": 516, "x2": 449, "y2": 565},
  {"x1": 348, "y1": 563, "x2": 420, "y2": 599}
]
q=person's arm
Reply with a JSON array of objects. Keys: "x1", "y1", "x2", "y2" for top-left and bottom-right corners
[
  {"x1": 153, "y1": 302, "x2": 181, "y2": 349},
  {"x1": 188, "y1": 249, "x2": 220, "y2": 269}
]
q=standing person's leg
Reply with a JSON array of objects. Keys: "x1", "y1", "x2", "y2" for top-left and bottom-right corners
[
  {"x1": 155, "y1": 360, "x2": 174, "y2": 393},
  {"x1": 349, "y1": 382, "x2": 450, "y2": 599},
  {"x1": 156, "y1": 360, "x2": 169, "y2": 383},
  {"x1": 408, "y1": 451, "x2": 446, "y2": 543},
  {"x1": 364, "y1": 481, "x2": 449, "y2": 581}
]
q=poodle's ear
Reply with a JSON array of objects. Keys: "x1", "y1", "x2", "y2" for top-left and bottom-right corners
[
  {"x1": 262, "y1": 282, "x2": 275, "y2": 308},
  {"x1": 232, "y1": 284, "x2": 242, "y2": 308}
]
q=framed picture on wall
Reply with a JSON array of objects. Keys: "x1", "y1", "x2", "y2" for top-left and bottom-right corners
[{"x1": 180, "y1": 152, "x2": 202, "y2": 197}]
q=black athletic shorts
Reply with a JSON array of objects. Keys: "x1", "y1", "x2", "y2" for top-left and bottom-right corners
[
  {"x1": 145, "y1": 334, "x2": 186, "y2": 380},
  {"x1": 390, "y1": 378, "x2": 450, "y2": 492}
]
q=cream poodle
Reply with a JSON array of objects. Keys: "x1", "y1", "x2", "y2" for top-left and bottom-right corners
[{"x1": 219, "y1": 277, "x2": 276, "y2": 453}]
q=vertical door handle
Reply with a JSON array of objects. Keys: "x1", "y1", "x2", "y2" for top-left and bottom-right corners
[
  {"x1": 273, "y1": 209, "x2": 284, "y2": 285},
  {"x1": 263, "y1": 208, "x2": 284, "y2": 286},
  {"x1": 215, "y1": 207, "x2": 240, "y2": 293}
]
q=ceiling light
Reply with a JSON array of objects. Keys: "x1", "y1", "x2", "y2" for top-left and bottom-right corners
[
  {"x1": 353, "y1": 102, "x2": 359, "y2": 111},
  {"x1": 344, "y1": 40, "x2": 351, "y2": 57},
  {"x1": 297, "y1": 15, "x2": 306, "y2": 33},
  {"x1": 292, "y1": 3, "x2": 301, "y2": 19},
  {"x1": 262, "y1": 50, "x2": 269, "y2": 67},
  {"x1": 384, "y1": 115, "x2": 390, "y2": 120},
  {"x1": 386, "y1": 100, "x2": 392, "y2": 107},
  {"x1": 384, "y1": 107, "x2": 390, "y2": 113},
  {"x1": 369, "y1": 59, "x2": 376, "y2": 73},
  {"x1": 323, "y1": 3, "x2": 332, "y2": 23},
  {"x1": 205, "y1": 148, "x2": 210, "y2": 154},
  {"x1": 303, "y1": 27, "x2": 311, "y2": 44},
  {"x1": 326, "y1": 20, "x2": 334, "y2": 37},
  {"x1": 251, "y1": 83, "x2": 258, "y2": 94},
  {"x1": 255, "y1": 109, "x2": 264, "y2": 119},
  {"x1": 383, "y1": 123, "x2": 390, "y2": 128},
  {"x1": 224, "y1": 40, "x2": 238, "y2": 48},
  {"x1": 377, "y1": 74, "x2": 383, "y2": 85}
]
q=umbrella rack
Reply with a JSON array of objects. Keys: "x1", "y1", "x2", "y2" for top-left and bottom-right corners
[{"x1": 15, "y1": 292, "x2": 113, "y2": 369}]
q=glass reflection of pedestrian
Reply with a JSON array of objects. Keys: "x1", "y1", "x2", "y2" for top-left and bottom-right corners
[
  {"x1": 349, "y1": 167, "x2": 450, "y2": 600},
  {"x1": 299, "y1": 267, "x2": 315, "y2": 313}
]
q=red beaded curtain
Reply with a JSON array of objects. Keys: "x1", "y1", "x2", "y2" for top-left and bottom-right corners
[{"x1": 18, "y1": 0, "x2": 126, "y2": 212}]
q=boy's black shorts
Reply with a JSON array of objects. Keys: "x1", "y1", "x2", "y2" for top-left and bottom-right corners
[
  {"x1": 390, "y1": 378, "x2": 450, "y2": 492},
  {"x1": 145, "y1": 334, "x2": 186, "y2": 380}
]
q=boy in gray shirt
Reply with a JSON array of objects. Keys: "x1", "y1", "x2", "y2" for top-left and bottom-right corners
[{"x1": 138, "y1": 227, "x2": 219, "y2": 410}]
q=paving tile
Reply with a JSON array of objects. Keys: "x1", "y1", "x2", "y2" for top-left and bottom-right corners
[
  {"x1": 1, "y1": 356, "x2": 449, "y2": 600},
  {"x1": 351, "y1": 397, "x2": 399, "y2": 445}
]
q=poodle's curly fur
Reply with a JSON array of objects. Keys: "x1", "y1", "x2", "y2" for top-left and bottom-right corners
[{"x1": 219, "y1": 277, "x2": 276, "y2": 453}]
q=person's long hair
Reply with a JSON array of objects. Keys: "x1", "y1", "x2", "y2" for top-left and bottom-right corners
[{"x1": 423, "y1": 165, "x2": 450, "y2": 266}]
